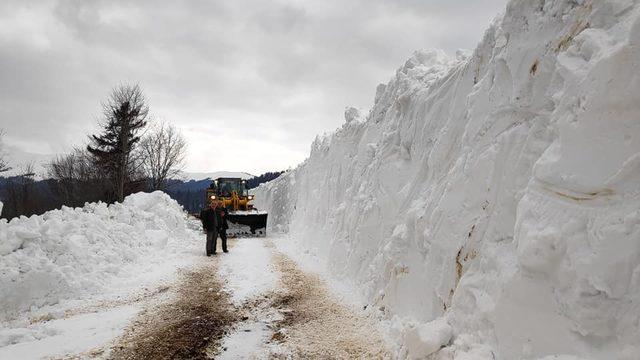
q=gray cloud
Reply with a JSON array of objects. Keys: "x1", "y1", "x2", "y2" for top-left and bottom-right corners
[{"x1": 0, "y1": 0, "x2": 506, "y2": 174}]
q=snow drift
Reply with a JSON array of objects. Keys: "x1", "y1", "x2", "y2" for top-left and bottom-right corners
[
  {"x1": 255, "y1": 1, "x2": 640, "y2": 359},
  {"x1": 0, "y1": 192, "x2": 200, "y2": 322}
]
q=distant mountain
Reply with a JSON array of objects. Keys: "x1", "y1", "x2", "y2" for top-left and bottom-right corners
[
  {"x1": 3, "y1": 145, "x2": 53, "y2": 178},
  {"x1": 180, "y1": 171, "x2": 254, "y2": 181},
  {"x1": 165, "y1": 179, "x2": 212, "y2": 193}
]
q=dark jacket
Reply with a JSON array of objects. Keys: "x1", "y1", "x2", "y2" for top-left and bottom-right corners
[
  {"x1": 216, "y1": 207, "x2": 229, "y2": 230},
  {"x1": 200, "y1": 208, "x2": 218, "y2": 231}
]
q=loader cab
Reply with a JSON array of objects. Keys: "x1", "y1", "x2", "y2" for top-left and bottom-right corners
[
  {"x1": 211, "y1": 178, "x2": 248, "y2": 197},
  {"x1": 206, "y1": 177, "x2": 255, "y2": 212}
]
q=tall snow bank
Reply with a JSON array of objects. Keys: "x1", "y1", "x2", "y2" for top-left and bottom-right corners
[
  {"x1": 256, "y1": 1, "x2": 640, "y2": 359},
  {"x1": 0, "y1": 191, "x2": 198, "y2": 321}
]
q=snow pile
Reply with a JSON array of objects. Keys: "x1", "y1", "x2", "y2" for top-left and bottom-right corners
[
  {"x1": 256, "y1": 1, "x2": 640, "y2": 359},
  {"x1": 0, "y1": 191, "x2": 200, "y2": 322}
]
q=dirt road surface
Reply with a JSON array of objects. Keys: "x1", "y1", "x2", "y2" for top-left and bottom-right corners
[
  {"x1": 109, "y1": 237, "x2": 389, "y2": 359},
  {"x1": 111, "y1": 261, "x2": 237, "y2": 359}
]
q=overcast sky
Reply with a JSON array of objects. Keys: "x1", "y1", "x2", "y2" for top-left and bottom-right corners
[{"x1": 0, "y1": 0, "x2": 506, "y2": 175}]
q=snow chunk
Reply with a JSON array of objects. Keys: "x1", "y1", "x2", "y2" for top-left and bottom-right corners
[
  {"x1": 401, "y1": 318, "x2": 452, "y2": 359},
  {"x1": 344, "y1": 106, "x2": 361, "y2": 124}
]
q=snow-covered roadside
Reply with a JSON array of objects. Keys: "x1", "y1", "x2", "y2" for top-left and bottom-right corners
[
  {"x1": 216, "y1": 236, "x2": 389, "y2": 359},
  {"x1": 268, "y1": 234, "x2": 395, "y2": 351},
  {"x1": 216, "y1": 237, "x2": 279, "y2": 359},
  {"x1": 217, "y1": 237, "x2": 278, "y2": 306},
  {"x1": 0, "y1": 305, "x2": 140, "y2": 359},
  {"x1": 0, "y1": 192, "x2": 204, "y2": 359},
  {"x1": 270, "y1": 233, "x2": 378, "y2": 310}
]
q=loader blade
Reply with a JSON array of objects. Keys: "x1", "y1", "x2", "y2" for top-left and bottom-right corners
[{"x1": 227, "y1": 212, "x2": 267, "y2": 237}]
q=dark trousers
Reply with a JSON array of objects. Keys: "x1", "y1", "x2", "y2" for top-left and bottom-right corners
[
  {"x1": 219, "y1": 229, "x2": 228, "y2": 252},
  {"x1": 206, "y1": 229, "x2": 218, "y2": 255}
]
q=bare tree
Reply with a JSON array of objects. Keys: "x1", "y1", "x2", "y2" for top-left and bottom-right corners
[
  {"x1": 47, "y1": 148, "x2": 109, "y2": 206},
  {"x1": 0, "y1": 129, "x2": 11, "y2": 173},
  {"x1": 87, "y1": 84, "x2": 149, "y2": 202},
  {"x1": 140, "y1": 121, "x2": 187, "y2": 191},
  {"x1": 48, "y1": 148, "x2": 95, "y2": 181},
  {"x1": 1, "y1": 163, "x2": 37, "y2": 218}
]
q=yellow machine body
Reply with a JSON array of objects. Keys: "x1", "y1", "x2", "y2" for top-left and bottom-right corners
[
  {"x1": 204, "y1": 177, "x2": 266, "y2": 236},
  {"x1": 207, "y1": 189, "x2": 254, "y2": 211}
]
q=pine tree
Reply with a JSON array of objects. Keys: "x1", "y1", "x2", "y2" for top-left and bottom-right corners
[{"x1": 87, "y1": 84, "x2": 149, "y2": 202}]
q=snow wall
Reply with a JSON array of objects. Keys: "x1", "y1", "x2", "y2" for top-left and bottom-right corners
[
  {"x1": 0, "y1": 192, "x2": 199, "y2": 322},
  {"x1": 255, "y1": 1, "x2": 640, "y2": 359}
]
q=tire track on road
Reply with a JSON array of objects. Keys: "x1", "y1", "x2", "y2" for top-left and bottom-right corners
[
  {"x1": 110, "y1": 259, "x2": 238, "y2": 360},
  {"x1": 263, "y1": 242, "x2": 390, "y2": 359}
]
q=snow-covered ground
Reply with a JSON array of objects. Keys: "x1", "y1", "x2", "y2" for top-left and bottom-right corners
[
  {"x1": 217, "y1": 238, "x2": 279, "y2": 360},
  {"x1": 254, "y1": 1, "x2": 640, "y2": 359},
  {"x1": 0, "y1": 305, "x2": 140, "y2": 359},
  {"x1": 3, "y1": 0, "x2": 640, "y2": 358},
  {"x1": 0, "y1": 192, "x2": 384, "y2": 359},
  {"x1": 218, "y1": 237, "x2": 278, "y2": 306},
  {"x1": 216, "y1": 235, "x2": 389, "y2": 359},
  {"x1": 0, "y1": 192, "x2": 203, "y2": 358}
]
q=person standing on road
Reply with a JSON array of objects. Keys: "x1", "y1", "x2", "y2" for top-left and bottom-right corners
[
  {"x1": 200, "y1": 201, "x2": 219, "y2": 256},
  {"x1": 215, "y1": 200, "x2": 229, "y2": 253}
]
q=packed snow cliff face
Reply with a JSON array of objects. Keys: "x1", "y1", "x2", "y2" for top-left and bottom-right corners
[
  {"x1": 255, "y1": 1, "x2": 640, "y2": 359},
  {"x1": 0, "y1": 192, "x2": 199, "y2": 322}
]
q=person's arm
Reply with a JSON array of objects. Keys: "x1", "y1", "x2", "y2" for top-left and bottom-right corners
[
  {"x1": 200, "y1": 210, "x2": 207, "y2": 231},
  {"x1": 222, "y1": 208, "x2": 229, "y2": 229}
]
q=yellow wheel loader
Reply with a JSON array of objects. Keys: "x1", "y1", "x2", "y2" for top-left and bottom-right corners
[{"x1": 205, "y1": 177, "x2": 267, "y2": 237}]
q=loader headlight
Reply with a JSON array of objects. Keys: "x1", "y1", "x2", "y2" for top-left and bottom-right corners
[
  {"x1": 210, "y1": 195, "x2": 216, "y2": 200},
  {"x1": 248, "y1": 195, "x2": 254, "y2": 200}
]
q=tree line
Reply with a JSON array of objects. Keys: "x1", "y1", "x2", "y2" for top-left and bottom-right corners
[
  {"x1": 0, "y1": 84, "x2": 286, "y2": 219},
  {"x1": 0, "y1": 84, "x2": 187, "y2": 219},
  {"x1": 246, "y1": 172, "x2": 283, "y2": 189}
]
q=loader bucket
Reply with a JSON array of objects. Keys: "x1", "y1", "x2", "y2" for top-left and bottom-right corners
[{"x1": 227, "y1": 211, "x2": 268, "y2": 237}]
